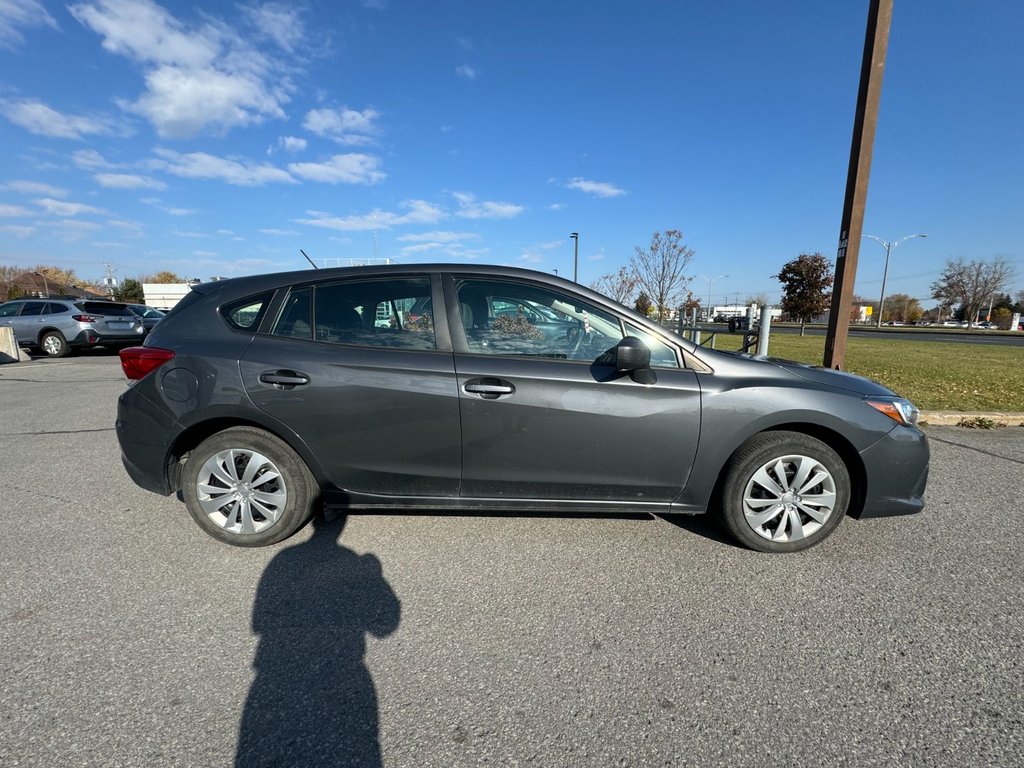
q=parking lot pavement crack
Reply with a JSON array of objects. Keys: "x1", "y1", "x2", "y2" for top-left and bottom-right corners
[{"x1": 927, "y1": 435, "x2": 1024, "y2": 466}]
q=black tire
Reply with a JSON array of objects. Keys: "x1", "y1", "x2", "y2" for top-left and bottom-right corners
[
  {"x1": 719, "y1": 431, "x2": 850, "y2": 553},
  {"x1": 40, "y1": 330, "x2": 70, "y2": 358},
  {"x1": 181, "y1": 426, "x2": 319, "y2": 547}
]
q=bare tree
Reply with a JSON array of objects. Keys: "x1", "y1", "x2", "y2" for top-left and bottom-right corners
[
  {"x1": 930, "y1": 257, "x2": 1014, "y2": 328},
  {"x1": 774, "y1": 253, "x2": 833, "y2": 336},
  {"x1": 590, "y1": 265, "x2": 639, "y2": 306},
  {"x1": 631, "y1": 229, "x2": 695, "y2": 323},
  {"x1": 744, "y1": 293, "x2": 770, "y2": 308}
]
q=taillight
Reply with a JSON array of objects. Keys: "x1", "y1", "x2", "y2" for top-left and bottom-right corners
[
  {"x1": 119, "y1": 347, "x2": 175, "y2": 380},
  {"x1": 73, "y1": 314, "x2": 101, "y2": 322}
]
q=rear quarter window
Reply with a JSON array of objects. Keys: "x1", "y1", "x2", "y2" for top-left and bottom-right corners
[{"x1": 221, "y1": 291, "x2": 274, "y2": 331}]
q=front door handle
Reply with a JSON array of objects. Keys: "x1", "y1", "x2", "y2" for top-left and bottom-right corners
[
  {"x1": 464, "y1": 378, "x2": 515, "y2": 399},
  {"x1": 260, "y1": 370, "x2": 310, "y2": 390}
]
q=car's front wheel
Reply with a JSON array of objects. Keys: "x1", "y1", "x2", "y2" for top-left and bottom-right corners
[
  {"x1": 181, "y1": 427, "x2": 319, "y2": 547},
  {"x1": 719, "y1": 431, "x2": 850, "y2": 553},
  {"x1": 40, "y1": 330, "x2": 70, "y2": 358}
]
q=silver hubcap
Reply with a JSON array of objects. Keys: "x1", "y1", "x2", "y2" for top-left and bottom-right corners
[
  {"x1": 43, "y1": 336, "x2": 62, "y2": 355},
  {"x1": 742, "y1": 454, "x2": 837, "y2": 542},
  {"x1": 196, "y1": 449, "x2": 287, "y2": 535}
]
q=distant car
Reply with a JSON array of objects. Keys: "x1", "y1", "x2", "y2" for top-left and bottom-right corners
[
  {"x1": 941, "y1": 321, "x2": 960, "y2": 328},
  {"x1": 127, "y1": 304, "x2": 165, "y2": 333},
  {"x1": 116, "y1": 264, "x2": 929, "y2": 554},
  {"x1": 976, "y1": 321, "x2": 997, "y2": 330},
  {"x1": 0, "y1": 298, "x2": 144, "y2": 357}
]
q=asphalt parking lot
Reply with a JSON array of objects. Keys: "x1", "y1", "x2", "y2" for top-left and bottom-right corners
[{"x1": 1, "y1": 355, "x2": 1022, "y2": 767}]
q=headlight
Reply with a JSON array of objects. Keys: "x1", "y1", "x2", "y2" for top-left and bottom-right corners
[{"x1": 865, "y1": 397, "x2": 920, "y2": 427}]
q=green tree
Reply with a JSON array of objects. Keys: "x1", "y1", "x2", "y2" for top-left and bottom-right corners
[
  {"x1": 774, "y1": 253, "x2": 834, "y2": 336},
  {"x1": 634, "y1": 292, "x2": 653, "y2": 317},
  {"x1": 630, "y1": 229, "x2": 695, "y2": 323},
  {"x1": 114, "y1": 278, "x2": 145, "y2": 304}
]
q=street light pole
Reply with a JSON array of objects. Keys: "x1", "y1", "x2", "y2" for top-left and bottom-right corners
[
  {"x1": 862, "y1": 233, "x2": 927, "y2": 327},
  {"x1": 34, "y1": 271, "x2": 49, "y2": 297},
  {"x1": 569, "y1": 233, "x2": 579, "y2": 282},
  {"x1": 697, "y1": 274, "x2": 728, "y2": 321}
]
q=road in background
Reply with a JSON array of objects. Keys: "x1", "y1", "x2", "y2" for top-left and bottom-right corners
[{"x1": 1, "y1": 356, "x2": 1022, "y2": 767}]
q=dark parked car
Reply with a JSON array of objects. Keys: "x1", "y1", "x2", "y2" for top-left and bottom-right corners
[
  {"x1": 116, "y1": 265, "x2": 928, "y2": 552},
  {"x1": 0, "y1": 298, "x2": 144, "y2": 357},
  {"x1": 127, "y1": 304, "x2": 165, "y2": 333}
]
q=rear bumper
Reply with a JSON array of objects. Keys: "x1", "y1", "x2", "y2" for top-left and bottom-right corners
[
  {"x1": 855, "y1": 425, "x2": 930, "y2": 518},
  {"x1": 72, "y1": 326, "x2": 145, "y2": 347},
  {"x1": 116, "y1": 385, "x2": 181, "y2": 496}
]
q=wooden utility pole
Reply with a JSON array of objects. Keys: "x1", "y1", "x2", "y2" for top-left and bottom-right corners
[{"x1": 823, "y1": 0, "x2": 893, "y2": 369}]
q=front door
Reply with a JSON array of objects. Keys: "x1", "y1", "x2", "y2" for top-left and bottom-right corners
[{"x1": 448, "y1": 275, "x2": 701, "y2": 502}]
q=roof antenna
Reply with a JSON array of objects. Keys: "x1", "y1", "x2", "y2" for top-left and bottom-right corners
[{"x1": 299, "y1": 249, "x2": 319, "y2": 269}]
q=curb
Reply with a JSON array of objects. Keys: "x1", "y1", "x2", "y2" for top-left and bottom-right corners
[{"x1": 920, "y1": 411, "x2": 1024, "y2": 427}]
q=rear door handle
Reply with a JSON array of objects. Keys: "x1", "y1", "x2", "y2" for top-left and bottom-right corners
[
  {"x1": 464, "y1": 378, "x2": 515, "y2": 399},
  {"x1": 259, "y1": 370, "x2": 310, "y2": 389}
]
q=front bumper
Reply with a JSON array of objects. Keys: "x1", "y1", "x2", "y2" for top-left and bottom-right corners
[{"x1": 855, "y1": 424, "x2": 930, "y2": 518}]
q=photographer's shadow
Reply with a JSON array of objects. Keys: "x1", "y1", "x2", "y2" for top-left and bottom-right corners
[{"x1": 236, "y1": 515, "x2": 401, "y2": 767}]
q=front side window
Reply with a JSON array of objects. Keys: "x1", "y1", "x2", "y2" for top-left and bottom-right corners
[
  {"x1": 0, "y1": 303, "x2": 21, "y2": 318},
  {"x1": 272, "y1": 277, "x2": 435, "y2": 351},
  {"x1": 624, "y1": 322, "x2": 680, "y2": 368},
  {"x1": 455, "y1": 278, "x2": 623, "y2": 361}
]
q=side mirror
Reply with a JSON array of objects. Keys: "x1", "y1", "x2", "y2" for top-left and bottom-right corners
[{"x1": 615, "y1": 336, "x2": 650, "y2": 372}]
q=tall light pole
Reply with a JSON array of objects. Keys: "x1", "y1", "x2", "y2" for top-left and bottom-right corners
[
  {"x1": 862, "y1": 233, "x2": 927, "y2": 327},
  {"x1": 697, "y1": 274, "x2": 728, "y2": 320},
  {"x1": 569, "y1": 232, "x2": 579, "y2": 282},
  {"x1": 33, "y1": 271, "x2": 49, "y2": 297}
]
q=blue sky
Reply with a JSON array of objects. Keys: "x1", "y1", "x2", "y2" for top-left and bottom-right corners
[{"x1": 1, "y1": 0, "x2": 1021, "y2": 307}]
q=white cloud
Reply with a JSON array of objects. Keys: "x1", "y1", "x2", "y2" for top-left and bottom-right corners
[
  {"x1": 70, "y1": 0, "x2": 296, "y2": 138},
  {"x1": 34, "y1": 198, "x2": 109, "y2": 216},
  {"x1": 287, "y1": 154, "x2": 385, "y2": 185},
  {"x1": 547, "y1": 203, "x2": 565, "y2": 211},
  {"x1": 107, "y1": 218, "x2": 144, "y2": 236},
  {"x1": 0, "y1": 0, "x2": 57, "y2": 49},
  {"x1": 241, "y1": 2, "x2": 304, "y2": 53},
  {"x1": 0, "y1": 180, "x2": 68, "y2": 197},
  {"x1": 566, "y1": 177, "x2": 626, "y2": 198},
  {"x1": 72, "y1": 149, "x2": 119, "y2": 169},
  {"x1": 297, "y1": 200, "x2": 445, "y2": 231},
  {"x1": 452, "y1": 192, "x2": 523, "y2": 219},
  {"x1": 140, "y1": 196, "x2": 197, "y2": 215},
  {"x1": 151, "y1": 148, "x2": 295, "y2": 186},
  {"x1": 278, "y1": 135, "x2": 307, "y2": 153},
  {"x1": 0, "y1": 98, "x2": 116, "y2": 139},
  {"x1": 193, "y1": 250, "x2": 218, "y2": 257},
  {"x1": 397, "y1": 231, "x2": 479, "y2": 243},
  {"x1": 455, "y1": 64, "x2": 478, "y2": 80},
  {"x1": 39, "y1": 219, "x2": 102, "y2": 241},
  {"x1": 0, "y1": 203, "x2": 33, "y2": 217},
  {"x1": 95, "y1": 172, "x2": 167, "y2": 190},
  {"x1": 0, "y1": 224, "x2": 36, "y2": 237},
  {"x1": 258, "y1": 228, "x2": 299, "y2": 236},
  {"x1": 302, "y1": 107, "x2": 379, "y2": 145},
  {"x1": 172, "y1": 230, "x2": 210, "y2": 238}
]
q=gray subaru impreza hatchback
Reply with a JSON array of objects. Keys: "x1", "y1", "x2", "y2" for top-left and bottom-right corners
[{"x1": 116, "y1": 264, "x2": 928, "y2": 552}]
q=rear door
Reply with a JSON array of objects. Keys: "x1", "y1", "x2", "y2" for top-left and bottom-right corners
[
  {"x1": 448, "y1": 275, "x2": 702, "y2": 502},
  {"x1": 239, "y1": 274, "x2": 463, "y2": 497}
]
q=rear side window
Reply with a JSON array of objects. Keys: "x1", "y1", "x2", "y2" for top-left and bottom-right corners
[
  {"x1": 271, "y1": 277, "x2": 435, "y2": 351},
  {"x1": 75, "y1": 301, "x2": 135, "y2": 317},
  {"x1": 20, "y1": 302, "x2": 45, "y2": 316},
  {"x1": 222, "y1": 292, "x2": 274, "y2": 331},
  {"x1": 44, "y1": 303, "x2": 70, "y2": 315}
]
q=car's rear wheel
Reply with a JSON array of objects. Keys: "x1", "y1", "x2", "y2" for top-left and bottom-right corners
[
  {"x1": 719, "y1": 431, "x2": 850, "y2": 553},
  {"x1": 40, "y1": 331, "x2": 70, "y2": 358},
  {"x1": 181, "y1": 427, "x2": 319, "y2": 547}
]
